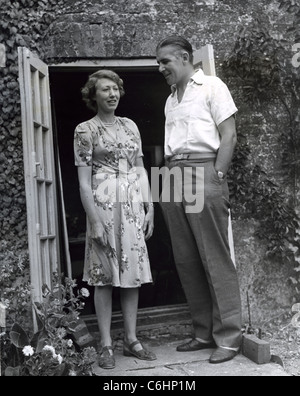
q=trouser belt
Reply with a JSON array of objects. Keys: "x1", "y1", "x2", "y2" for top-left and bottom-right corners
[{"x1": 169, "y1": 153, "x2": 217, "y2": 161}]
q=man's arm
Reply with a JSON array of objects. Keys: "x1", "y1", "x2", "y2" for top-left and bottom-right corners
[
  {"x1": 215, "y1": 116, "x2": 237, "y2": 176},
  {"x1": 136, "y1": 156, "x2": 154, "y2": 241}
]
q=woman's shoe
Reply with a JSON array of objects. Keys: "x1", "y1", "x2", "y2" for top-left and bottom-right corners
[
  {"x1": 123, "y1": 340, "x2": 157, "y2": 361},
  {"x1": 99, "y1": 346, "x2": 116, "y2": 369}
]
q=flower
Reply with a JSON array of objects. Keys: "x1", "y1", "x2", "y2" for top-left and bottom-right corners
[
  {"x1": 56, "y1": 327, "x2": 67, "y2": 339},
  {"x1": 67, "y1": 278, "x2": 77, "y2": 288},
  {"x1": 22, "y1": 345, "x2": 34, "y2": 357},
  {"x1": 80, "y1": 288, "x2": 90, "y2": 298},
  {"x1": 3, "y1": 275, "x2": 98, "y2": 376},
  {"x1": 56, "y1": 354, "x2": 63, "y2": 365},
  {"x1": 43, "y1": 345, "x2": 56, "y2": 358},
  {"x1": 82, "y1": 346, "x2": 98, "y2": 362}
]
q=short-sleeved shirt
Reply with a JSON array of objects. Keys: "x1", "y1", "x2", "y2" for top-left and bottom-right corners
[{"x1": 164, "y1": 69, "x2": 238, "y2": 158}]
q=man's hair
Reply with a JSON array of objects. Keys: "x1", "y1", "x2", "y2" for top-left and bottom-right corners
[
  {"x1": 156, "y1": 36, "x2": 194, "y2": 64},
  {"x1": 81, "y1": 70, "x2": 125, "y2": 113}
]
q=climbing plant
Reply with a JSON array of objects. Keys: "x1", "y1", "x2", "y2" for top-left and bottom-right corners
[
  {"x1": 279, "y1": 0, "x2": 300, "y2": 43},
  {"x1": 278, "y1": 0, "x2": 300, "y2": 194},
  {"x1": 0, "y1": 0, "x2": 68, "y2": 329},
  {"x1": 0, "y1": 0, "x2": 68, "y2": 240},
  {"x1": 223, "y1": 11, "x2": 300, "y2": 274}
]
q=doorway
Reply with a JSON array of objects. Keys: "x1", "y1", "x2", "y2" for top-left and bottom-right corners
[{"x1": 49, "y1": 67, "x2": 187, "y2": 315}]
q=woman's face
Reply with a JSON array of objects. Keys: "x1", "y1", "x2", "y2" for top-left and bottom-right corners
[{"x1": 94, "y1": 78, "x2": 121, "y2": 114}]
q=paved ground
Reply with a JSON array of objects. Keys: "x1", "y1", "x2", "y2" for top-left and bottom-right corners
[{"x1": 92, "y1": 338, "x2": 290, "y2": 377}]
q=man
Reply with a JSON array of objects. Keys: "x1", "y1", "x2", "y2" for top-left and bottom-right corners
[{"x1": 156, "y1": 36, "x2": 242, "y2": 364}]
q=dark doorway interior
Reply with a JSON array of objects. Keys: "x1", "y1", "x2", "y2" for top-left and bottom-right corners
[{"x1": 50, "y1": 68, "x2": 186, "y2": 314}]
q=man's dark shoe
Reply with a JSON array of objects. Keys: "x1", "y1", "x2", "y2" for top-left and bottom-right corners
[
  {"x1": 209, "y1": 347, "x2": 238, "y2": 364},
  {"x1": 176, "y1": 339, "x2": 216, "y2": 352}
]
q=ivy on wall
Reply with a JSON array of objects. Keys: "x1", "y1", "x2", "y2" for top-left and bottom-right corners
[
  {"x1": 0, "y1": 0, "x2": 67, "y2": 325},
  {"x1": 223, "y1": 6, "x2": 300, "y2": 278},
  {"x1": 0, "y1": 0, "x2": 66, "y2": 240}
]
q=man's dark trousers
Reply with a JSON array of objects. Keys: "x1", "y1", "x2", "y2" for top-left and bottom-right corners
[{"x1": 160, "y1": 158, "x2": 242, "y2": 349}]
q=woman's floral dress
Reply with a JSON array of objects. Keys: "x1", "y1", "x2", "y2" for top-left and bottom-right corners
[{"x1": 74, "y1": 116, "x2": 153, "y2": 288}]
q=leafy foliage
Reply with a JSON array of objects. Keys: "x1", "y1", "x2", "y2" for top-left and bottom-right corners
[
  {"x1": 222, "y1": 20, "x2": 282, "y2": 105},
  {"x1": 223, "y1": 12, "x2": 300, "y2": 269},
  {"x1": 0, "y1": 0, "x2": 68, "y2": 333},
  {"x1": 1, "y1": 275, "x2": 98, "y2": 376},
  {"x1": 0, "y1": 240, "x2": 32, "y2": 330},
  {"x1": 279, "y1": 0, "x2": 300, "y2": 43}
]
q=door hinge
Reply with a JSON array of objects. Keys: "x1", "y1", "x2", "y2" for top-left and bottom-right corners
[{"x1": 32, "y1": 151, "x2": 41, "y2": 178}]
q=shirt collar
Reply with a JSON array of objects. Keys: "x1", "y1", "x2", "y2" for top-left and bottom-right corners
[{"x1": 171, "y1": 69, "x2": 205, "y2": 96}]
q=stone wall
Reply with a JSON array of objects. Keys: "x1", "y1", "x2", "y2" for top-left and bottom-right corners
[
  {"x1": 0, "y1": 0, "x2": 297, "y2": 326},
  {"x1": 45, "y1": 0, "x2": 285, "y2": 59}
]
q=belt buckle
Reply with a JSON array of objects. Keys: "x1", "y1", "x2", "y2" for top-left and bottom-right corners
[{"x1": 176, "y1": 153, "x2": 185, "y2": 160}]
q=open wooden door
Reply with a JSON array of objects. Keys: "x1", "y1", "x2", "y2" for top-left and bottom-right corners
[
  {"x1": 194, "y1": 44, "x2": 217, "y2": 76},
  {"x1": 18, "y1": 47, "x2": 71, "y2": 303},
  {"x1": 194, "y1": 45, "x2": 236, "y2": 265}
]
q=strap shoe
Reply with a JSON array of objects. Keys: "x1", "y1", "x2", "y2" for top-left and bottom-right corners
[
  {"x1": 123, "y1": 340, "x2": 157, "y2": 361},
  {"x1": 99, "y1": 346, "x2": 116, "y2": 369}
]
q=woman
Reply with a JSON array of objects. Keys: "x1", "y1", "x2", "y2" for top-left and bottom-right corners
[{"x1": 74, "y1": 70, "x2": 156, "y2": 369}]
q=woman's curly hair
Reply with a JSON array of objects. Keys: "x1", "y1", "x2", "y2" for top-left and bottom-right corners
[{"x1": 81, "y1": 70, "x2": 125, "y2": 113}]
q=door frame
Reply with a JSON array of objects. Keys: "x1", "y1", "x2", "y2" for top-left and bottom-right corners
[
  {"x1": 49, "y1": 46, "x2": 235, "y2": 274},
  {"x1": 47, "y1": 48, "x2": 236, "y2": 326}
]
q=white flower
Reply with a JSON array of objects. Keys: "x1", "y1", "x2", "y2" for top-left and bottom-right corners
[
  {"x1": 69, "y1": 370, "x2": 77, "y2": 376},
  {"x1": 67, "y1": 339, "x2": 73, "y2": 348},
  {"x1": 56, "y1": 354, "x2": 63, "y2": 365},
  {"x1": 80, "y1": 288, "x2": 90, "y2": 298},
  {"x1": 22, "y1": 345, "x2": 34, "y2": 357},
  {"x1": 43, "y1": 345, "x2": 57, "y2": 358}
]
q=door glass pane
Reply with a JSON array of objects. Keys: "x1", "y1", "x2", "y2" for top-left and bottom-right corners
[
  {"x1": 46, "y1": 183, "x2": 54, "y2": 235},
  {"x1": 37, "y1": 181, "x2": 47, "y2": 236},
  {"x1": 39, "y1": 72, "x2": 48, "y2": 127},
  {"x1": 31, "y1": 67, "x2": 42, "y2": 124},
  {"x1": 34, "y1": 125, "x2": 44, "y2": 179},
  {"x1": 43, "y1": 127, "x2": 51, "y2": 180}
]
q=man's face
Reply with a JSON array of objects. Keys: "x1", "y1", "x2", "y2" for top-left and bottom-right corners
[{"x1": 156, "y1": 45, "x2": 186, "y2": 86}]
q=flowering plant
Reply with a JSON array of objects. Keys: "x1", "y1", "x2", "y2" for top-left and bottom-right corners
[
  {"x1": 0, "y1": 241, "x2": 32, "y2": 331},
  {"x1": 1, "y1": 275, "x2": 98, "y2": 376}
]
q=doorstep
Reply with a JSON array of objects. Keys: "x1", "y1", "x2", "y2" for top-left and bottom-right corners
[
  {"x1": 84, "y1": 304, "x2": 290, "y2": 376},
  {"x1": 84, "y1": 303, "x2": 193, "y2": 337},
  {"x1": 92, "y1": 339, "x2": 290, "y2": 377}
]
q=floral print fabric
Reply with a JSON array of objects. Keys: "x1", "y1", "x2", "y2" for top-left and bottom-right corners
[{"x1": 74, "y1": 116, "x2": 153, "y2": 288}]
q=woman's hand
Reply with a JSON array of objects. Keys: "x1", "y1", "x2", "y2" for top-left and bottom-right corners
[
  {"x1": 91, "y1": 222, "x2": 108, "y2": 246},
  {"x1": 143, "y1": 208, "x2": 154, "y2": 241}
]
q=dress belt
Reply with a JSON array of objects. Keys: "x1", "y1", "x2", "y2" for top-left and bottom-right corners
[{"x1": 168, "y1": 153, "x2": 217, "y2": 161}]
